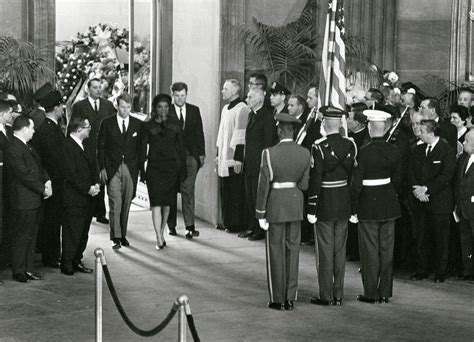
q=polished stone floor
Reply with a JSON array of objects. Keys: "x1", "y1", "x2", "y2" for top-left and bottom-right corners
[{"x1": 0, "y1": 209, "x2": 473, "y2": 341}]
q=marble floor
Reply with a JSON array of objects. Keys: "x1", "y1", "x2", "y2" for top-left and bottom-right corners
[{"x1": 0, "y1": 209, "x2": 473, "y2": 341}]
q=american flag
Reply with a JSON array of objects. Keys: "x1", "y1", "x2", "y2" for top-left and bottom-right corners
[{"x1": 318, "y1": 0, "x2": 346, "y2": 121}]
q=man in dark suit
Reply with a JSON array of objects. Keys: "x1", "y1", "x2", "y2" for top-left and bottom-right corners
[
  {"x1": 420, "y1": 98, "x2": 457, "y2": 154},
  {"x1": 237, "y1": 88, "x2": 277, "y2": 241},
  {"x1": 32, "y1": 90, "x2": 65, "y2": 268},
  {"x1": 72, "y1": 78, "x2": 116, "y2": 224},
  {"x1": 166, "y1": 82, "x2": 205, "y2": 239},
  {"x1": 287, "y1": 94, "x2": 308, "y2": 140},
  {"x1": 61, "y1": 114, "x2": 100, "y2": 275},
  {"x1": 409, "y1": 119, "x2": 456, "y2": 282},
  {"x1": 454, "y1": 130, "x2": 474, "y2": 282},
  {"x1": 6, "y1": 115, "x2": 51, "y2": 282},
  {"x1": 307, "y1": 106, "x2": 356, "y2": 306},
  {"x1": 97, "y1": 92, "x2": 142, "y2": 250},
  {"x1": 255, "y1": 113, "x2": 310, "y2": 311}
]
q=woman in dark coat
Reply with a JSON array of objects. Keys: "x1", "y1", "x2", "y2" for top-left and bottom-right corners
[{"x1": 140, "y1": 94, "x2": 186, "y2": 250}]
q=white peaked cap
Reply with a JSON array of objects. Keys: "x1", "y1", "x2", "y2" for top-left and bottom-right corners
[{"x1": 363, "y1": 109, "x2": 392, "y2": 122}]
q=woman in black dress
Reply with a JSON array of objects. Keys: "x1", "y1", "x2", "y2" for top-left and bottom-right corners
[
  {"x1": 450, "y1": 104, "x2": 469, "y2": 158},
  {"x1": 140, "y1": 94, "x2": 186, "y2": 250}
]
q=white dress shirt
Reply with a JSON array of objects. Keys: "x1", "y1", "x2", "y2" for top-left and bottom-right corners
[
  {"x1": 88, "y1": 96, "x2": 100, "y2": 111},
  {"x1": 174, "y1": 104, "x2": 186, "y2": 123},
  {"x1": 116, "y1": 115, "x2": 130, "y2": 133}
]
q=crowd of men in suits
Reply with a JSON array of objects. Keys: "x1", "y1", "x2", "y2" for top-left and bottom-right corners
[
  {"x1": 215, "y1": 73, "x2": 474, "y2": 310},
  {"x1": 0, "y1": 78, "x2": 205, "y2": 282}
]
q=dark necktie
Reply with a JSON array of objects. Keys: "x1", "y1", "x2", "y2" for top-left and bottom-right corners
[
  {"x1": 179, "y1": 108, "x2": 184, "y2": 129},
  {"x1": 248, "y1": 111, "x2": 256, "y2": 126},
  {"x1": 122, "y1": 119, "x2": 126, "y2": 135},
  {"x1": 426, "y1": 145, "x2": 432, "y2": 157},
  {"x1": 94, "y1": 100, "x2": 98, "y2": 113}
]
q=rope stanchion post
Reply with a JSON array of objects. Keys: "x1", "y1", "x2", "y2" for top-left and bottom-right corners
[
  {"x1": 94, "y1": 248, "x2": 106, "y2": 342},
  {"x1": 177, "y1": 295, "x2": 188, "y2": 342}
]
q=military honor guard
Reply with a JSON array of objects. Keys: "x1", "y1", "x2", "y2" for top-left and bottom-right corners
[
  {"x1": 307, "y1": 106, "x2": 356, "y2": 306},
  {"x1": 255, "y1": 113, "x2": 311, "y2": 311},
  {"x1": 269, "y1": 82, "x2": 290, "y2": 117},
  {"x1": 351, "y1": 110, "x2": 402, "y2": 303}
]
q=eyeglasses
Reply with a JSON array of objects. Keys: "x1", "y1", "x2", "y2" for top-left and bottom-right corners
[
  {"x1": 82, "y1": 125, "x2": 91, "y2": 129},
  {"x1": 248, "y1": 82, "x2": 264, "y2": 87}
]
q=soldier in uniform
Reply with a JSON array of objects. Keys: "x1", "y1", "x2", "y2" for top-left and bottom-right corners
[
  {"x1": 269, "y1": 82, "x2": 290, "y2": 118},
  {"x1": 351, "y1": 110, "x2": 402, "y2": 304},
  {"x1": 307, "y1": 106, "x2": 356, "y2": 306},
  {"x1": 255, "y1": 113, "x2": 311, "y2": 311}
]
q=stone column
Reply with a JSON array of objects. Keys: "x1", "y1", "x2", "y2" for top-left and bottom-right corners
[{"x1": 450, "y1": 0, "x2": 474, "y2": 85}]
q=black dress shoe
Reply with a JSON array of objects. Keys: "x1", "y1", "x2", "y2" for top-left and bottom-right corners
[
  {"x1": 42, "y1": 261, "x2": 61, "y2": 269},
  {"x1": 192, "y1": 230, "x2": 200, "y2": 237},
  {"x1": 25, "y1": 272, "x2": 44, "y2": 280},
  {"x1": 120, "y1": 237, "x2": 130, "y2": 247},
  {"x1": 284, "y1": 300, "x2": 294, "y2": 311},
  {"x1": 434, "y1": 274, "x2": 445, "y2": 283},
  {"x1": 238, "y1": 230, "x2": 253, "y2": 238},
  {"x1": 74, "y1": 263, "x2": 93, "y2": 273},
  {"x1": 96, "y1": 216, "x2": 109, "y2": 224},
  {"x1": 112, "y1": 239, "x2": 121, "y2": 250},
  {"x1": 12, "y1": 273, "x2": 29, "y2": 283},
  {"x1": 310, "y1": 297, "x2": 333, "y2": 306},
  {"x1": 185, "y1": 231, "x2": 193, "y2": 239},
  {"x1": 61, "y1": 268, "x2": 74, "y2": 276},
  {"x1": 215, "y1": 224, "x2": 226, "y2": 230},
  {"x1": 168, "y1": 227, "x2": 177, "y2": 236},
  {"x1": 248, "y1": 233, "x2": 265, "y2": 241},
  {"x1": 267, "y1": 302, "x2": 284, "y2": 310},
  {"x1": 333, "y1": 297, "x2": 343, "y2": 306},
  {"x1": 357, "y1": 295, "x2": 377, "y2": 304},
  {"x1": 378, "y1": 297, "x2": 390, "y2": 304}
]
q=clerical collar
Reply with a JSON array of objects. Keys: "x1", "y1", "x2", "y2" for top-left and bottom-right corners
[{"x1": 227, "y1": 97, "x2": 242, "y2": 110}]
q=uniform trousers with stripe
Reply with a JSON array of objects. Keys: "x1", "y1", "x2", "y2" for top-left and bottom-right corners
[
  {"x1": 315, "y1": 220, "x2": 348, "y2": 301},
  {"x1": 358, "y1": 220, "x2": 395, "y2": 299},
  {"x1": 107, "y1": 162, "x2": 134, "y2": 240},
  {"x1": 266, "y1": 221, "x2": 301, "y2": 303}
]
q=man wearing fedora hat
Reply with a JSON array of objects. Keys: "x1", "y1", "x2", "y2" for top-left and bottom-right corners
[{"x1": 256, "y1": 112, "x2": 310, "y2": 311}]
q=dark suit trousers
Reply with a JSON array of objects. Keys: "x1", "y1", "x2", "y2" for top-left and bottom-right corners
[
  {"x1": 61, "y1": 205, "x2": 94, "y2": 270},
  {"x1": 459, "y1": 217, "x2": 474, "y2": 276},
  {"x1": 94, "y1": 184, "x2": 106, "y2": 218},
  {"x1": 41, "y1": 180, "x2": 62, "y2": 264},
  {"x1": 358, "y1": 220, "x2": 395, "y2": 299},
  {"x1": 168, "y1": 155, "x2": 199, "y2": 230},
  {"x1": 245, "y1": 173, "x2": 259, "y2": 233},
  {"x1": 315, "y1": 220, "x2": 348, "y2": 301},
  {"x1": 221, "y1": 168, "x2": 247, "y2": 230},
  {"x1": 266, "y1": 221, "x2": 301, "y2": 303},
  {"x1": 414, "y1": 209, "x2": 450, "y2": 275},
  {"x1": 11, "y1": 209, "x2": 41, "y2": 275}
]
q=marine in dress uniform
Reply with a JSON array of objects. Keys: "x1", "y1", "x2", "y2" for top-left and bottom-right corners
[
  {"x1": 255, "y1": 113, "x2": 310, "y2": 311},
  {"x1": 307, "y1": 106, "x2": 357, "y2": 306},
  {"x1": 351, "y1": 110, "x2": 402, "y2": 304}
]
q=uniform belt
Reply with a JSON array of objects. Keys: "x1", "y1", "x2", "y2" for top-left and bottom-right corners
[
  {"x1": 321, "y1": 180, "x2": 347, "y2": 188},
  {"x1": 362, "y1": 178, "x2": 391, "y2": 186},
  {"x1": 271, "y1": 182, "x2": 297, "y2": 189}
]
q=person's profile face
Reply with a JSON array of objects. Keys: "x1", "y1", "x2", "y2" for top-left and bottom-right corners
[
  {"x1": 458, "y1": 91, "x2": 472, "y2": 109},
  {"x1": 24, "y1": 119, "x2": 35, "y2": 142},
  {"x1": 117, "y1": 99, "x2": 131, "y2": 118},
  {"x1": 306, "y1": 88, "x2": 318, "y2": 109}
]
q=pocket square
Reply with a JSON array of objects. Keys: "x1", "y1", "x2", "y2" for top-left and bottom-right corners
[
  {"x1": 471, "y1": 196, "x2": 474, "y2": 203},
  {"x1": 432, "y1": 160, "x2": 441, "y2": 164},
  {"x1": 132, "y1": 132, "x2": 138, "y2": 137}
]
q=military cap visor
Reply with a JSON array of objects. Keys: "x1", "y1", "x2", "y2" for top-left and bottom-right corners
[
  {"x1": 39, "y1": 90, "x2": 63, "y2": 109},
  {"x1": 319, "y1": 105, "x2": 345, "y2": 119},
  {"x1": 275, "y1": 112, "x2": 301, "y2": 124},
  {"x1": 269, "y1": 82, "x2": 291, "y2": 95}
]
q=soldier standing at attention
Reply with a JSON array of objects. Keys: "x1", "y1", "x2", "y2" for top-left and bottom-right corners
[
  {"x1": 255, "y1": 113, "x2": 311, "y2": 311},
  {"x1": 351, "y1": 110, "x2": 402, "y2": 304},
  {"x1": 307, "y1": 106, "x2": 356, "y2": 306}
]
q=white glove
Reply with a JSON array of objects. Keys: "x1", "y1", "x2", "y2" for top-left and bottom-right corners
[
  {"x1": 349, "y1": 215, "x2": 359, "y2": 224},
  {"x1": 258, "y1": 218, "x2": 269, "y2": 231},
  {"x1": 307, "y1": 214, "x2": 317, "y2": 224}
]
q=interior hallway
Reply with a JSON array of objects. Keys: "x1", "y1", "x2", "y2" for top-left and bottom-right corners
[{"x1": 0, "y1": 208, "x2": 473, "y2": 341}]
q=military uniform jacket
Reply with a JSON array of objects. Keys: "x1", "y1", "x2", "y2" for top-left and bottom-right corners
[
  {"x1": 255, "y1": 140, "x2": 310, "y2": 223},
  {"x1": 351, "y1": 137, "x2": 401, "y2": 221},
  {"x1": 454, "y1": 152, "x2": 474, "y2": 220},
  {"x1": 408, "y1": 138, "x2": 456, "y2": 214},
  {"x1": 307, "y1": 133, "x2": 356, "y2": 220}
]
